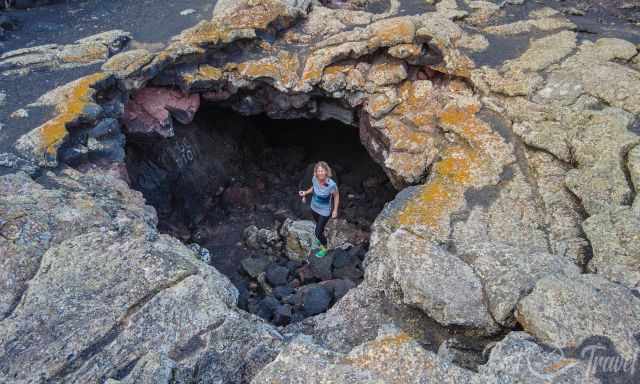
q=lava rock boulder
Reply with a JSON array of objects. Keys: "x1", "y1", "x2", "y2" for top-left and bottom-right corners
[{"x1": 302, "y1": 285, "x2": 332, "y2": 316}]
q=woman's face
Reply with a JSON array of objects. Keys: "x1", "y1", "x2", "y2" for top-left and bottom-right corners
[{"x1": 315, "y1": 166, "x2": 328, "y2": 180}]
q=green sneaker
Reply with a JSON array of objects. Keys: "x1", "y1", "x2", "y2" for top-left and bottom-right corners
[
  {"x1": 315, "y1": 246, "x2": 328, "y2": 258},
  {"x1": 313, "y1": 238, "x2": 321, "y2": 247}
]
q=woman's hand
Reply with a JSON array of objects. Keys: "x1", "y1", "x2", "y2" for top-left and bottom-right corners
[
  {"x1": 298, "y1": 190, "x2": 306, "y2": 197},
  {"x1": 331, "y1": 210, "x2": 338, "y2": 219}
]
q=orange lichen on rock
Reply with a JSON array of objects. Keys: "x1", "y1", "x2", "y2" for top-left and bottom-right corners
[
  {"x1": 432, "y1": 49, "x2": 475, "y2": 78},
  {"x1": 235, "y1": 51, "x2": 300, "y2": 89},
  {"x1": 382, "y1": 117, "x2": 431, "y2": 152},
  {"x1": 343, "y1": 332, "x2": 414, "y2": 368},
  {"x1": 368, "y1": 18, "x2": 416, "y2": 48},
  {"x1": 177, "y1": 0, "x2": 292, "y2": 48},
  {"x1": 39, "y1": 72, "x2": 107, "y2": 156},
  {"x1": 322, "y1": 63, "x2": 352, "y2": 77},
  {"x1": 300, "y1": 53, "x2": 333, "y2": 85},
  {"x1": 366, "y1": 92, "x2": 399, "y2": 118},
  {"x1": 395, "y1": 145, "x2": 478, "y2": 234},
  {"x1": 198, "y1": 65, "x2": 224, "y2": 80},
  {"x1": 179, "y1": 21, "x2": 222, "y2": 45},
  {"x1": 439, "y1": 103, "x2": 480, "y2": 129},
  {"x1": 237, "y1": 60, "x2": 279, "y2": 79},
  {"x1": 223, "y1": 0, "x2": 288, "y2": 31},
  {"x1": 182, "y1": 65, "x2": 224, "y2": 84},
  {"x1": 393, "y1": 98, "x2": 510, "y2": 234},
  {"x1": 394, "y1": 102, "x2": 487, "y2": 231},
  {"x1": 392, "y1": 80, "x2": 439, "y2": 131},
  {"x1": 388, "y1": 43, "x2": 423, "y2": 59},
  {"x1": 440, "y1": 102, "x2": 513, "y2": 167},
  {"x1": 60, "y1": 45, "x2": 108, "y2": 64}
]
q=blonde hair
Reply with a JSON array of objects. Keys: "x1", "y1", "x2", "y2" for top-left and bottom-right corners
[{"x1": 314, "y1": 161, "x2": 332, "y2": 178}]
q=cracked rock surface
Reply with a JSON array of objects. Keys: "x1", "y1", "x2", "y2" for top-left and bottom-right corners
[{"x1": 2, "y1": 0, "x2": 640, "y2": 382}]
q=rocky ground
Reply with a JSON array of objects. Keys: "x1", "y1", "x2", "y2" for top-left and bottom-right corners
[{"x1": 2, "y1": 0, "x2": 640, "y2": 383}]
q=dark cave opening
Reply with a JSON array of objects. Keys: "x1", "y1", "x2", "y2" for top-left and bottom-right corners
[{"x1": 125, "y1": 104, "x2": 396, "y2": 325}]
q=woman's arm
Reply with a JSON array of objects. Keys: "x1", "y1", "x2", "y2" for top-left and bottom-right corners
[
  {"x1": 331, "y1": 188, "x2": 339, "y2": 218},
  {"x1": 298, "y1": 187, "x2": 313, "y2": 202}
]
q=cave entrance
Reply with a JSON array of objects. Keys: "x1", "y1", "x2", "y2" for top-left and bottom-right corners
[{"x1": 125, "y1": 104, "x2": 395, "y2": 325}]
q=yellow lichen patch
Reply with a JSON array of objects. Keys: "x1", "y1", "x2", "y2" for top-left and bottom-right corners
[
  {"x1": 276, "y1": 51, "x2": 300, "y2": 87},
  {"x1": 368, "y1": 18, "x2": 416, "y2": 49},
  {"x1": 343, "y1": 332, "x2": 414, "y2": 368},
  {"x1": 439, "y1": 102, "x2": 480, "y2": 128},
  {"x1": 440, "y1": 102, "x2": 488, "y2": 149},
  {"x1": 392, "y1": 80, "x2": 440, "y2": 131},
  {"x1": 387, "y1": 43, "x2": 422, "y2": 60},
  {"x1": 102, "y1": 49, "x2": 154, "y2": 75},
  {"x1": 196, "y1": 65, "x2": 224, "y2": 81},
  {"x1": 235, "y1": 51, "x2": 300, "y2": 89},
  {"x1": 60, "y1": 45, "x2": 108, "y2": 64},
  {"x1": 407, "y1": 111, "x2": 438, "y2": 131},
  {"x1": 39, "y1": 72, "x2": 106, "y2": 156},
  {"x1": 397, "y1": 80, "x2": 444, "y2": 116},
  {"x1": 237, "y1": 60, "x2": 279, "y2": 79},
  {"x1": 300, "y1": 53, "x2": 331, "y2": 85},
  {"x1": 395, "y1": 145, "x2": 478, "y2": 230},
  {"x1": 198, "y1": 65, "x2": 224, "y2": 80},
  {"x1": 367, "y1": 60, "x2": 407, "y2": 86},
  {"x1": 258, "y1": 40, "x2": 275, "y2": 52},
  {"x1": 281, "y1": 29, "x2": 313, "y2": 45},
  {"x1": 448, "y1": 79, "x2": 469, "y2": 93},
  {"x1": 179, "y1": 20, "x2": 224, "y2": 46},
  {"x1": 322, "y1": 63, "x2": 352, "y2": 77},
  {"x1": 382, "y1": 117, "x2": 430, "y2": 152},
  {"x1": 434, "y1": 152, "x2": 471, "y2": 183},
  {"x1": 432, "y1": 49, "x2": 475, "y2": 78},
  {"x1": 366, "y1": 92, "x2": 398, "y2": 118},
  {"x1": 180, "y1": 65, "x2": 224, "y2": 85},
  {"x1": 224, "y1": 0, "x2": 288, "y2": 31},
  {"x1": 439, "y1": 102, "x2": 513, "y2": 167},
  {"x1": 394, "y1": 96, "x2": 510, "y2": 232}
]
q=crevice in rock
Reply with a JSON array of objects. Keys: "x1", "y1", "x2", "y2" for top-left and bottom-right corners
[
  {"x1": 124, "y1": 103, "x2": 396, "y2": 326},
  {"x1": 0, "y1": 227, "x2": 46, "y2": 321},
  {"x1": 558, "y1": 175, "x2": 594, "y2": 271},
  {"x1": 111, "y1": 356, "x2": 142, "y2": 382},
  {"x1": 376, "y1": 294, "x2": 502, "y2": 370},
  {"x1": 622, "y1": 142, "x2": 638, "y2": 205},
  {"x1": 168, "y1": 318, "x2": 226, "y2": 363}
]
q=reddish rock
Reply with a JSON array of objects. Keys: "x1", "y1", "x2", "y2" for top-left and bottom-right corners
[{"x1": 122, "y1": 87, "x2": 200, "y2": 138}]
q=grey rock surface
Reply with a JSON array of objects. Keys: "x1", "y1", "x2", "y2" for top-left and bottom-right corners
[
  {"x1": 477, "y1": 332, "x2": 601, "y2": 384},
  {"x1": 583, "y1": 205, "x2": 640, "y2": 288},
  {"x1": 0, "y1": 30, "x2": 131, "y2": 76},
  {"x1": 516, "y1": 273, "x2": 640, "y2": 360},
  {"x1": 0, "y1": 167, "x2": 282, "y2": 383},
  {"x1": 386, "y1": 228, "x2": 498, "y2": 332},
  {"x1": 458, "y1": 241, "x2": 581, "y2": 327},
  {"x1": 252, "y1": 328, "x2": 476, "y2": 384}
]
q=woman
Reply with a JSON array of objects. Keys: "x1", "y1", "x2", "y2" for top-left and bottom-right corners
[{"x1": 298, "y1": 161, "x2": 339, "y2": 257}]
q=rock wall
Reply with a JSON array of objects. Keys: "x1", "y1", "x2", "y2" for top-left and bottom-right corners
[{"x1": 2, "y1": 0, "x2": 640, "y2": 382}]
